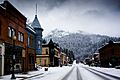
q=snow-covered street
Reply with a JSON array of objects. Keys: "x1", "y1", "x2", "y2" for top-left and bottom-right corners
[
  {"x1": 1, "y1": 61, "x2": 120, "y2": 80},
  {"x1": 25, "y1": 62, "x2": 120, "y2": 80},
  {"x1": 27, "y1": 66, "x2": 73, "y2": 80}
]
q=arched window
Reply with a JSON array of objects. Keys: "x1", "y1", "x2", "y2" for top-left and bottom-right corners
[
  {"x1": 8, "y1": 27, "x2": 16, "y2": 38},
  {"x1": 8, "y1": 27, "x2": 11, "y2": 37},
  {"x1": 21, "y1": 33, "x2": 24, "y2": 42},
  {"x1": 18, "y1": 32, "x2": 20, "y2": 41},
  {"x1": 12, "y1": 28, "x2": 15, "y2": 36},
  {"x1": 38, "y1": 41, "x2": 40, "y2": 49},
  {"x1": 18, "y1": 32, "x2": 24, "y2": 42}
]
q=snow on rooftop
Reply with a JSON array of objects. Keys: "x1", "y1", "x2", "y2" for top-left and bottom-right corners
[
  {"x1": 0, "y1": 4, "x2": 6, "y2": 10},
  {"x1": 94, "y1": 53, "x2": 99, "y2": 54},
  {"x1": 26, "y1": 25, "x2": 36, "y2": 34}
]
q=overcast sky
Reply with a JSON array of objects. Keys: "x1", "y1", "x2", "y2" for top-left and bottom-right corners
[{"x1": 1, "y1": 0, "x2": 120, "y2": 37}]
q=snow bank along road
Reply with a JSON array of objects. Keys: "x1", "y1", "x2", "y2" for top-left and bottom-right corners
[{"x1": 26, "y1": 64, "x2": 120, "y2": 80}]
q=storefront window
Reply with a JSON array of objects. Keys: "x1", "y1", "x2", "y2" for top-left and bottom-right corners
[{"x1": 29, "y1": 54, "x2": 34, "y2": 64}]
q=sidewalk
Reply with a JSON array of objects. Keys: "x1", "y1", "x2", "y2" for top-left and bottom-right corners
[{"x1": 0, "y1": 68, "x2": 45, "y2": 80}]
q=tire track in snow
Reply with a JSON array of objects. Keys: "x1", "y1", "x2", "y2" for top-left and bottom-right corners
[{"x1": 83, "y1": 67, "x2": 120, "y2": 80}]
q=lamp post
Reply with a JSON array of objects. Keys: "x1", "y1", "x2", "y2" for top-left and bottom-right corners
[
  {"x1": 11, "y1": 36, "x2": 16, "y2": 79},
  {"x1": 66, "y1": 56, "x2": 69, "y2": 66}
]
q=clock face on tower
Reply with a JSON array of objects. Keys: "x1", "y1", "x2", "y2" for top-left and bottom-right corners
[{"x1": 38, "y1": 41, "x2": 40, "y2": 49}]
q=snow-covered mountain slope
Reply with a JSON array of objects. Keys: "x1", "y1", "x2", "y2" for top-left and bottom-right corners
[
  {"x1": 45, "y1": 29, "x2": 120, "y2": 59},
  {"x1": 47, "y1": 29, "x2": 70, "y2": 38}
]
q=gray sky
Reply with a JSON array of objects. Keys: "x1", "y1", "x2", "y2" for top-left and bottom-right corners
[{"x1": 1, "y1": 0, "x2": 120, "y2": 37}]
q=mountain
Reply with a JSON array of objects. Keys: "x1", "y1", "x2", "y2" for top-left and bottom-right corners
[
  {"x1": 45, "y1": 29, "x2": 120, "y2": 60},
  {"x1": 47, "y1": 29, "x2": 70, "y2": 38}
]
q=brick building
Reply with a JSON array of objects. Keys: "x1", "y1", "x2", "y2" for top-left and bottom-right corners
[
  {"x1": 0, "y1": 2, "x2": 6, "y2": 76},
  {"x1": 0, "y1": 1, "x2": 28, "y2": 75},
  {"x1": 26, "y1": 25, "x2": 36, "y2": 71},
  {"x1": 99, "y1": 41, "x2": 120, "y2": 67},
  {"x1": 0, "y1": 0, "x2": 44, "y2": 75}
]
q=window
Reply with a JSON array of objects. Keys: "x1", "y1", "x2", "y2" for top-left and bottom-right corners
[
  {"x1": 8, "y1": 27, "x2": 12, "y2": 37},
  {"x1": 38, "y1": 41, "x2": 40, "y2": 49},
  {"x1": 21, "y1": 33, "x2": 24, "y2": 42},
  {"x1": 18, "y1": 32, "x2": 24, "y2": 42},
  {"x1": 29, "y1": 54, "x2": 34, "y2": 64},
  {"x1": 12, "y1": 28, "x2": 15, "y2": 37},
  {"x1": 44, "y1": 59, "x2": 46, "y2": 66},
  {"x1": 18, "y1": 32, "x2": 20, "y2": 41},
  {"x1": 46, "y1": 49, "x2": 48, "y2": 54},
  {"x1": 8, "y1": 27, "x2": 16, "y2": 38},
  {"x1": 28, "y1": 36, "x2": 30, "y2": 46}
]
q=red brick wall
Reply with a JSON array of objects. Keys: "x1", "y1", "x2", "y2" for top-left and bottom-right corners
[{"x1": 0, "y1": 1, "x2": 29, "y2": 73}]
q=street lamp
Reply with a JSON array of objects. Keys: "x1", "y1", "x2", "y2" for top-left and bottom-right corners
[
  {"x1": 66, "y1": 56, "x2": 69, "y2": 65},
  {"x1": 11, "y1": 36, "x2": 16, "y2": 79}
]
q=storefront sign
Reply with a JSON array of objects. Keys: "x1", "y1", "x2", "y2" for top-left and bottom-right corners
[{"x1": 22, "y1": 49, "x2": 25, "y2": 57}]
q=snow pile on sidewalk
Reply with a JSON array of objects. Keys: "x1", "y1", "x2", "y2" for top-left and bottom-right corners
[
  {"x1": 79, "y1": 63, "x2": 120, "y2": 78},
  {"x1": 90, "y1": 67, "x2": 120, "y2": 77},
  {"x1": 15, "y1": 68, "x2": 45, "y2": 78},
  {"x1": 0, "y1": 68, "x2": 45, "y2": 80}
]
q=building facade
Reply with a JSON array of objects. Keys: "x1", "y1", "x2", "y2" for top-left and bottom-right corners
[
  {"x1": 0, "y1": 1, "x2": 28, "y2": 75},
  {"x1": 60, "y1": 52, "x2": 66, "y2": 66},
  {"x1": 39, "y1": 39, "x2": 60, "y2": 67},
  {"x1": 40, "y1": 44, "x2": 50, "y2": 67},
  {"x1": 0, "y1": 42, "x2": 5, "y2": 76},
  {"x1": 99, "y1": 41, "x2": 120, "y2": 67},
  {"x1": 0, "y1": 0, "x2": 44, "y2": 75},
  {"x1": 0, "y1": 3, "x2": 5, "y2": 76},
  {"x1": 26, "y1": 25, "x2": 36, "y2": 71},
  {"x1": 48, "y1": 39, "x2": 60, "y2": 67}
]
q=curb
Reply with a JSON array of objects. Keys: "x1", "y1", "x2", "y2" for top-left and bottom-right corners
[{"x1": 16, "y1": 73, "x2": 44, "y2": 80}]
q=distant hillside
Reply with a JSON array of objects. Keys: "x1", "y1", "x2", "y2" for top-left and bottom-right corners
[{"x1": 45, "y1": 29, "x2": 120, "y2": 60}]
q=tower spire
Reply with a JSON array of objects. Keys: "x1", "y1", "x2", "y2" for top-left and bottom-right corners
[{"x1": 36, "y1": 3, "x2": 37, "y2": 16}]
